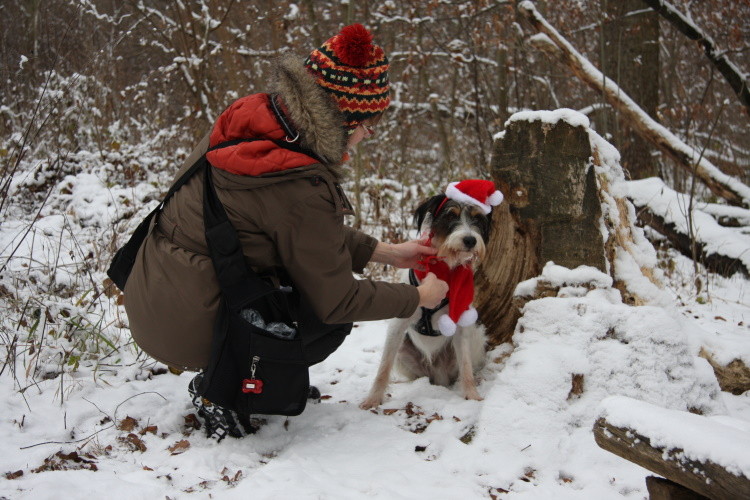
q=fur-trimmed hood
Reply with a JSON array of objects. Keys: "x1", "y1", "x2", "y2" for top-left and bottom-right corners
[
  {"x1": 273, "y1": 54, "x2": 348, "y2": 168},
  {"x1": 205, "y1": 55, "x2": 348, "y2": 179}
]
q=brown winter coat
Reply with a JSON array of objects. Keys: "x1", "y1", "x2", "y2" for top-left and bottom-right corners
[{"x1": 124, "y1": 56, "x2": 419, "y2": 371}]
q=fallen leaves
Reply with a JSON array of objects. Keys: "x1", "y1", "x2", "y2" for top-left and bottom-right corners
[
  {"x1": 375, "y1": 402, "x2": 445, "y2": 434},
  {"x1": 119, "y1": 433, "x2": 147, "y2": 452},
  {"x1": 32, "y1": 451, "x2": 98, "y2": 473},
  {"x1": 168, "y1": 439, "x2": 190, "y2": 455},
  {"x1": 117, "y1": 416, "x2": 138, "y2": 432}
]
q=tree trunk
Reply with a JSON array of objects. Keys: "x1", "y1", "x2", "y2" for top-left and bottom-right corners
[
  {"x1": 601, "y1": 0, "x2": 660, "y2": 179},
  {"x1": 476, "y1": 118, "x2": 605, "y2": 346},
  {"x1": 519, "y1": 1, "x2": 750, "y2": 208}
]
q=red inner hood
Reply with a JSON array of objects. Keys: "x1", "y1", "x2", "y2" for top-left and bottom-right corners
[{"x1": 206, "y1": 93, "x2": 320, "y2": 176}]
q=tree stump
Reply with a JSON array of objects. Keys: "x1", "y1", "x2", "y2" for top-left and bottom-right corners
[{"x1": 476, "y1": 117, "x2": 606, "y2": 346}]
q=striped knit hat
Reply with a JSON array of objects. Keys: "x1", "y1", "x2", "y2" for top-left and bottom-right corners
[{"x1": 304, "y1": 24, "x2": 390, "y2": 130}]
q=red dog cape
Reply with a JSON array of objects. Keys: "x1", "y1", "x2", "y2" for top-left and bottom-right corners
[
  {"x1": 414, "y1": 257, "x2": 477, "y2": 336},
  {"x1": 413, "y1": 179, "x2": 503, "y2": 336}
]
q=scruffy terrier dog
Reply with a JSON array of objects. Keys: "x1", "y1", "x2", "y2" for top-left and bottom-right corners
[{"x1": 361, "y1": 181, "x2": 500, "y2": 409}]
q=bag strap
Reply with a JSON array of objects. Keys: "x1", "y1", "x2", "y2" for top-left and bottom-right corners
[{"x1": 202, "y1": 165, "x2": 283, "y2": 311}]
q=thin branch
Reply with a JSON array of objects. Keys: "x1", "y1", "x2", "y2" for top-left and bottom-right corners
[
  {"x1": 642, "y1": 0, "x2": 750, "y2": 117},
  {"x1": 519, "y1": 1, "x2": 750, "y2": 208}
]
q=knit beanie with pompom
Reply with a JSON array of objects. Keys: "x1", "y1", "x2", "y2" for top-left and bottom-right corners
[{"x1": 304, "y1": 24, "x2": 390, "y2": 131}]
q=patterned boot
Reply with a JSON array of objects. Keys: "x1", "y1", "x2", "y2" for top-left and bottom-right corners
[{"x1": 188, "y1": 373, "x2": 260, "y2": 441}]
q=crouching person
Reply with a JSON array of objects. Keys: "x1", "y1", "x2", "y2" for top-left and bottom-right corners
[{"x1": 122, "y1": 24, "x2": 448, "y2": 441}]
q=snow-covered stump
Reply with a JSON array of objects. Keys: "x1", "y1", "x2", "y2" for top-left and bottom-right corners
[
  {"x1": 467, "y1": 109, "x2": 728, "y2": 494},
  {"x1": 595, "y1": 396, "x2": 750, "y2": 500},
  {"x1": 477, "y1": 108, "x2": 680, "y2": 346},
  {"x1": 476, "y1": 111, "x2": 605, "y2": 345}
]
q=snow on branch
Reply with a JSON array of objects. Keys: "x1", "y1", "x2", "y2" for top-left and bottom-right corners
[
  {"x1": 518, "y1": 1, "x2": 750, "y2": 208},
  {"x1": 642, "y1": 0, "x2": 750, "y2": 117},
  {"x1": 621, "y1": 177, "x2": 750, "y2": 277}
]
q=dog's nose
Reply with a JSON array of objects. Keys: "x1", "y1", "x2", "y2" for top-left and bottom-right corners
[{"x1": 463, "y1": 236, "x2": 477, "y2": 249}]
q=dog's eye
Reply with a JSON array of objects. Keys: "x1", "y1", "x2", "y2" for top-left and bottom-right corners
[
  {"x1": 446, "y1": 207, "x2": 460, "y2": 217},
  {"x1": 468, "y1": 206, "x2": 484, "y2": 217}
]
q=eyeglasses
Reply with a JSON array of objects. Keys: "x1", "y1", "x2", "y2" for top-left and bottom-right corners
[{"x1": 360, "y1": 123, "x2": 375, "y2": 137}]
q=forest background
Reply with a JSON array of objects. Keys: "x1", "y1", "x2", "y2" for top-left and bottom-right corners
[
  {"x1": 2, "y1": 1, "x2": 750, "y2": 497},
  {"x1": 3, "y1": 0, "x2": 749, "y2": 226}
]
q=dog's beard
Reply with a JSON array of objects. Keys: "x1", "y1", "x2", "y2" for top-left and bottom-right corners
[{"x1": 434, "y1": 230, "x2": 486, "y2": 269}]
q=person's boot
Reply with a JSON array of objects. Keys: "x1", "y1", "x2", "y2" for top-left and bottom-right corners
[
  {"x1": 188, "y1": 373, "x2": 259, "y2": 441},
  {"x1": 308, "y1": 385, "x2": 321, "y2": 402}
]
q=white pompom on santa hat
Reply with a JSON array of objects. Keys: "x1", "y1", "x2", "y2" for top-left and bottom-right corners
[{"x1": 445, "y1": 179, "x2": 503, "y2": 214}]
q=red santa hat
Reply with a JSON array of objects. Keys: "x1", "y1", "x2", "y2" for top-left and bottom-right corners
[{"x1": 445, "y1": 179, "x2": 503, "y2": 214}]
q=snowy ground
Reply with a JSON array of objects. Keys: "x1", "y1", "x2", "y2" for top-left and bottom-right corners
[{"x1": 1, "y1": 248, "x2": 749, "y2": 499}]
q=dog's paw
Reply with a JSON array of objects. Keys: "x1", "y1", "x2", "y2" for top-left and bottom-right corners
[
  {"x1": 359, "y1": 396, "x2": 383, "y2": 410},
  {"x1": 463, "y1": 389, "x2": 483, "y2": 401}
]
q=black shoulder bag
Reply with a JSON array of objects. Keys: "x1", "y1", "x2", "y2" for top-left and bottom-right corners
[{"x1": 199, "y1": 165, "x2": 311, "y2": 416}]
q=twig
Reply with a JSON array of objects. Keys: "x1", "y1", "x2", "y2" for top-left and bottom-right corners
[{"x1": 19, "y1": 391, "x2": 167, "y2": 450}]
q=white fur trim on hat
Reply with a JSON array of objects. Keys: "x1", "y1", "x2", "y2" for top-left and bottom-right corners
[
  {"x1": 438, "y1": 315, "x2": 457, "y2": 336},
  {"x1": 445, "y1": 181, "x2": 503, "y2": 215},
  {"x1": 457, "y1": 307, "x2": 478, "y2": 326}
]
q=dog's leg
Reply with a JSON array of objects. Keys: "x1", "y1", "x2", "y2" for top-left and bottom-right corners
[
  {"x1": 360, "y1": 317, "x2": 411, "y2": 409},
  {"x1": 453, "y1": 327, "x2": 483, "y2": 401}
]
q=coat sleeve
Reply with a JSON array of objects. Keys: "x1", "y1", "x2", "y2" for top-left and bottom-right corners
[
  {"x1": 272, "y1": 190, "x2": 419, "y2": 325},
  {"x1": 342, "y1": 226, "x2": 377, "y2": 273}
]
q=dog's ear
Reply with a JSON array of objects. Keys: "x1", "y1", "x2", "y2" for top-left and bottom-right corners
[
  {"x1": 481, "y1": 211, "x2": 492, "y2": 243},
  {"x1": 414, "y1": 194, "x2": 446, "y2": 230}
]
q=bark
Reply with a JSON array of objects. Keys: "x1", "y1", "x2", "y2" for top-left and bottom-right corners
[
  {"x1": 641, "y1": 0, "x2": 750, "y2": 118},
  {"x1": 646, "y1": 476, "x2": 710, "y2": 500},
  {"x1": 519, "y1": 1, "x2": 750, "y2": 208},
  {"x1": 475, "y1": 118, "x2": 605, "y2": 346},
  {"x1": 594, "y1": 417, "x2": 750, "y2": 500}
]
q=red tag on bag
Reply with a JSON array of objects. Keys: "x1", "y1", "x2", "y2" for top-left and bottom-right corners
[{"x1": 242, "y1": 378, "x2": 264, "y2": 394}]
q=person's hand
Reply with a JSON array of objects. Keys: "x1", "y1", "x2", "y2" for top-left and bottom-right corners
[
  {"x1": 417, "y1": 272, "x2": 449, "y2": 309},
  {"x1": 374, "y1": 239, "x2": 437, "y2": 270}
]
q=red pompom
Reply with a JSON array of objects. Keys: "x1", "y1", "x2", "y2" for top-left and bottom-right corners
[{"x1": 332, "y1": 23, "x2": 374, "y2": 67}]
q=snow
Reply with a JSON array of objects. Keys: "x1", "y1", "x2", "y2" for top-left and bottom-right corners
[
  {"x1": 505, "y1": 108, "x2": 591, "y2": 130},
  {"x1": 3, "y1": 266, "x2": 745, "y2": 498},
  {"x1": 514, "y1": 262, "x2": 613, "y2": 298}
]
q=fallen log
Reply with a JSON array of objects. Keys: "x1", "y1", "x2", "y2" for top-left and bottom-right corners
[
  {"x1": 636, "y1": 206, "x2": 748, "y2": 278},
  {"x1": 621, "y1": 178, "x2": 750, "y2": 277},
  {"x1": 645, "y1": 476, "x2": 709, "y2": 500},
  {"x1": 594, "y1": 396, "x2": 750, "y2": 500},
  {"x1": 518, "y1": 1, "x2": 750, "y2": 208}
]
